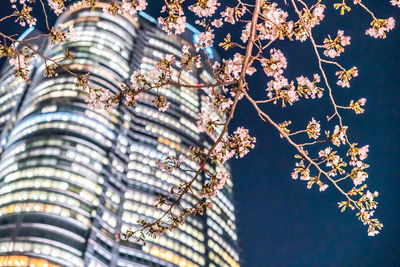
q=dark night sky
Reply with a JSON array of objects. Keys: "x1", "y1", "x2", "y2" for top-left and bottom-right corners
[{"x1": 1, "y1": 1, "x2": 400, "y2": 266}]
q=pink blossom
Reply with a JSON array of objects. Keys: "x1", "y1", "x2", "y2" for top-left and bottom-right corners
[
  {"x1": 157, "y1": 100, "x2": 170, "y2": 112},
  {"x1": 121, "y1": 0, "x2": 147, "y2": 15},
  {"x1": 323, "y1": 30, "x2": 351, "y2": 58},
  {"x1": 9, "y1": 54, "x2": 26, "y2": 69},
  {"x1": 215, "y1": 168, "x2": 229, "y2": 190},
  {"x1": 211, "y1": 19, "x2": 223, "y2": 28},
  {"x1": 306, "y1": 118, "x2": 321, "y2": 140},
  {"x1": 358, "y1": 145, "x2": 369, "y2": 161},
  {"x1": 232, "y1": 127, "x2": 256, "y2": 158},
  {"x1": 181, "y1": 45, "x2": 190, "y2": 54},
  {"x1": 296, "y1": 75, "x2": 323, "y2": 99},
  {"x1": 156, "y1": 159, "x2": 172, "y2": 174},
  {"x1": 86, "y1": 88, "x2": 116, "y2": 111},
  {"x1": 13, "y1": 4, "x2": 37, "y2": 27},
  {"x1": 212, "y1": 140, "x2": 235, "y2": 163},
  {"x1": 336, "y1": 67, "x2": 358, "y2": 88},
  {"x1": 240, "y1": 22, "x2": 251, "y2": 43},
  {"x1": 221, "y1": 7, "x2": 236, "y2": 24},
  {"x1": 197, "y1": 110, "x2": 214, "y2": 134},
  {"x1": 48, "y1": 0, "x2": 65, "y2": 16},
  {"x1": 262, "y1": 48, "x2": 287, "y2": 78},
  {"x1": 319, "y1": 147, "x2": 332, "y2": 158},
  {"x1": 331, "y1": 125, "x2": 348, "y2": 146},
  {"x1": 258, "y1": 3, "x2": 291, "y2": 41},
  {"x1": 319, "y1": 184, "x2": 329, "y2": 192},
  {"x1": 152, "y1": 95, "x2": 170, "y2": 112},
  {"x1": 158, "y1": 14, "x2": 187, "y2": 35},
  {"x1": 67, "y1": 24, "x2": 77, "y2": 41},
  {"x1": 366, "y1": 17, "x2": 395, "y2": 39},
  {"x1": 189, "y1": 0, "x2": 220, "y2": 17},
  {"x1": 391, "y1": 0, "x2": 400, "y2": 7},
  {"x1": 214, "y1": 53, "x2": 243, "y2": 81},
  {"x1": 353, "y1": 169, "x2": 368, "y2": 186},
  {"x1": 195, "y1": 31, "x2": 215, "y2": 51}
]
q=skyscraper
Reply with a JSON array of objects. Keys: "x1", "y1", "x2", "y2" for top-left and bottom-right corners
[{"x1": 0, "y1": 2, "x2": 240, "y2": 267}]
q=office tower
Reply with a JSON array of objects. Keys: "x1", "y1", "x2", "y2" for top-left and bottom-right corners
[{"x1": 0, "y1": 2, "x2": 240, "y2": 267}]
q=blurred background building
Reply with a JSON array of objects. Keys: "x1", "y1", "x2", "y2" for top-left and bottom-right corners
[{"x1": 0, "y1": 1, "x2": 240, "y2": 267}]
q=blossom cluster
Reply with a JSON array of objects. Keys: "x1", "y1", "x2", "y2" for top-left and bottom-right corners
[
  {"x1": 323, "y1": 30, "x2": 351, "y2": 58},
  {"x1": 266, "y1": 73, "x2": 323, "y2": 107},
  {"x1": 336, "y1": 66, "x2": 358, "y2": 88},
  {"x1": 366, "y1": 17, "x2": 395, "y2": 39},
  {"x1": 155, "y1": 154, "x2": 185, "y2": 175}
]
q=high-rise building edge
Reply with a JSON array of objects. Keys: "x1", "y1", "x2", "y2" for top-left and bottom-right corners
[{"x1": 0, "y1": 2, "x2": 240, "y2": 267}]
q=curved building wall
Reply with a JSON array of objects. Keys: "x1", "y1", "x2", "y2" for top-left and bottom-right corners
[{"x1": 0, "y1": 3, "x2": 239, "y2": 267}]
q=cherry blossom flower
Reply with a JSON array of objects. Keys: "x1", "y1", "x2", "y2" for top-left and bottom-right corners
[
  {"x1": 195, "y1": 30, "x2": 215, "y2": 51},
  {"x1": 301, "y1": 3, "x2": 325, "y2": 30},
  {"x1": 359, "y1": 98, "x2": 367, "y2": 106},
  {"x1": 48, "y1": 0, "x2": 66, "y2": 16},
  {"x1": 323, "y1": 30, "x2": 351, "y2": 58},
  {"x1": 221, "y1": 6, "x2": 245, "y2": 24},
  {"x1": 328, "y1": 125, "x2": 348, "y2": 146},
  {"x1": 212, "y1": 139, "x2": 235, "y2": 163},
  {"x1": 179, "y1": 45, "x2": 201, "y2": 71},
  {"x1": 230, "y1": 127, "x2": 256, "y2": 158},
  {"x1": 262, "y1": 48, "x2": 287, "y2": 78},
  {"x1": 103, "y1": 1, "x2": 122, "y2": 16},
  {"x1": 351, "y1": 163, "x2": 369, "y2": 186},
  {"x1": 320, "y1": 147, "x2": 332, "y2": 159},
  {"x1": 214, "y1": 53, "x2": 244, "y2": 81},
  {"x1": 306, "y1": 118, "x2": 321, "y2": 139},
  {"x1": 336, "y1": 67, "x2": 358, "y2": 88},
  {"x1": 189, "y1": 0, "x2": 220, "y2": 17},
  {"x1": 391, "y1": 0, "x2": 400, "y2": 7},
  {"x1": 201, "y1": 167, "x2": 230, "y2": 198},
  {"x1": 197, "y1": 110, "x2": 215, "y2": 134},
  {"x1": 266, "y1": 76, "x2": 299, "y2": 106},
  {"x1": 366, "y1": 17, "x2": 395, "y2": 39},
  {"x1": 358, "y1": 145, "x2": 369, "y2": 161},
  {"x1": 85, "y1": 87, "x2": 116, "y2": 111},
  {"x1": 9, "y1": 54, "x2": 26, "y2": 69},
  {"x1": 349, "y1": 98, "x2": 366, "y2": 114},
  {"x1": 58, "y1": 23, "x2": 77, "y2": 41},
  {"x1": 319, "y1": 183, "x2": 329, "y2": 191},
  {"x1": 155, "y1": 154, "x2": 185, "y2": 175},
  {"x1": 158, "y1": 4, "x2": 187, "y2": 35},
  {"x1": 13, "y1": 4, "x2": 37, "y2": 27},
  {"x1": 365, "y1": 190, "x2": 379, "y2": 202},
  {"x1": 121, "y1": 0, "x2": 148, "y2": 15},
  {"x1": 211, "y1": 18, "x2": 223, "y2": 28},
  {"x1": 296, "y1": 74, "x2": 323, "y2": 99},
  {"x1": 203, "y1": 94, "x2": 233, "y2": 114},
  {"x1": 293, "y1": 164, "x2": 310, "y2": 181},
  {"x1": 240, "y1": 22, "x2": 251, "y2": 43},
  {"x1": 130, "y1": 70, "x2": 144, "y2": 89},
  {"x1": 258, "y1": 3, "x2": 293, "y2": 41},
  {"x1": 152, "y1": 95, "x2": 170, "y2": 112}
]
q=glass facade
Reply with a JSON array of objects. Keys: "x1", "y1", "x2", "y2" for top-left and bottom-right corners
[{"x1": 0, "y1": 2, "x2": 240, "y2": 267}]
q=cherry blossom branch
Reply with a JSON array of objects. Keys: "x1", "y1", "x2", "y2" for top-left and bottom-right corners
[
  {"x1": 0, "y1": 13, "x2": 16, "y2": 23},
  {"x1": 1, "y1": 0, "x2": 395, "y2": 241},
  {"x1": 38, "y1": 0, "x2": 51, "y2": 31},
  {"x1": 241, "y1": 88, "x2": 356, "y2": 205},
  {"x1": 124, "y1": 0, "x2": 263, "y2": 243},
  {"x1": 292, "y1": 0, "x2": 345, "y2": 128}
]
